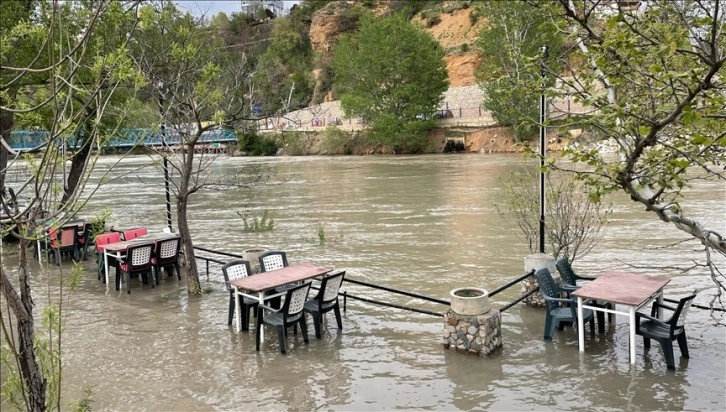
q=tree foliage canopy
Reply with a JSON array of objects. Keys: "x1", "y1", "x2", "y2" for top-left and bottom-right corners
[
  {"x1": 332, "y1": 13, "x2": 449, "y2": 152},
  {"x1": 542, "y1": 0, "x2": 726, "y2": 303},
  {"x1": 475, "y1": 0, "x2": 565, "y2": 141}
]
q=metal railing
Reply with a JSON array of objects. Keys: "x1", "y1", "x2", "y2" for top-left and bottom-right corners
[{"x1": 190, "y1": 244, "x2": 537, "y2": 316}]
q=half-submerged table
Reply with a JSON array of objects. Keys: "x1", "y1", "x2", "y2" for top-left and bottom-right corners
[
  {"x1": 103, "y1": 232, "x2": 179, "y2": 292},
  {"x1": 228, "y1": 263, "x2": 331, "y2": 337},
  {"x1": 572, "y1": 271, "x2": 670, "y2": 365}
]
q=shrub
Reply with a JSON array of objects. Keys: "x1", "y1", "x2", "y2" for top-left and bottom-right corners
[
  {"x1": 237, "y1": 130, "x2": 279, "y2": 156},
  {"x1": 320, "y1": 126, "x2": 350, "y2": 154}
]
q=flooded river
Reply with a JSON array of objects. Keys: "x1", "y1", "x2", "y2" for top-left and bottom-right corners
[{"x1": 2, "y1": 154, "x2": 725, "y2": 410}]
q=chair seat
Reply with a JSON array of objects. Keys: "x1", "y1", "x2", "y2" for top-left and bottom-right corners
[
  {"x1": 551, "y1": 306, "x2": 593, "y2": 323},
  {"x1": 638, "y1": 320, "x2": 681, "y2": 339},
  {"x1": 262, "y1": 311, "x2": 304, "y2": 327},
  {"x1": 303, "y1": 299, "x2": 337, "y2": 314}
]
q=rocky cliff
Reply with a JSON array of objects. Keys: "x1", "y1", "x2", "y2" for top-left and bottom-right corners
[{"x1": 309, "y1": 1, "x2": 484, "y2": 89}]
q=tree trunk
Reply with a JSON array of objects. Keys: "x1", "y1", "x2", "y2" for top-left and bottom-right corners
[
  {"x1": 0, "y1": 239, "x2": 47, "y2": 411},
  {"x1": 62, "y1": 112, "x2": 95, "y2": 203},
  {"x1": 176, "y1": 193, "x2": 201, "y2": 295}
]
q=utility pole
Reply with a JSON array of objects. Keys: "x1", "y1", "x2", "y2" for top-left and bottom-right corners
[{"x1": 539, "y1": 45, "x2": 548, "y2": 254}]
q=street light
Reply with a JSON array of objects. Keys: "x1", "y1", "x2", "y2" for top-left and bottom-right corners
[
  {"x1": 158, "y1": 81, "x2": 173, "y2": 232},
  {"x1": 539, "y1": 45, "x2": 549, "y2": 254}
]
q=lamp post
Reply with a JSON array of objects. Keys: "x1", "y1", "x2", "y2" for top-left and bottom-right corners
[
  {"x1": 158, "y1": 82, "x2": 173, "y2": 232},
  {"x1": 539, "y1": 45, "x2": 548, "y2": 254}
]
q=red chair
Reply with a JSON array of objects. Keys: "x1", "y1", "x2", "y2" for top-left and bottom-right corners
[
  {"x1": 47, "y1": 227, "x2": 78, "y2": 265},
  {"x1": 121, "y1": 227, "x2": 147, "y2": 241},
  {"x1": 152, "y1": 237, "x2": 181, "y2": 284},
  {"x1": 117, "y1": 243, "x2": 154, "y2": 294},
  {"x1": 95, "y1": 232, "x2": 122, "y2": 282},
  {"x1": 122, "y1": 229, "x2": 139, "y2": 241}
]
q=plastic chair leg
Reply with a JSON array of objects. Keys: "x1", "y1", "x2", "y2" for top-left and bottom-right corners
[
  {"x1": 333, "y1": 305, "x2": 343, "y2": 329},
  {"x1": 125, "y1": 272, "x2": 132, "y2": 294},
  {"x1": 241, "y1": 305, "x2": 251, "y2": 332},
  {"x1": 544, "y1": 316, "x2": 555, "y2": 340},
  {"x1": 643, "y1": 336, "x2": 651, "y2": 349},
  {"x1": 277, "y1": 325, "x2": 286, "y2": 354},
  {"x1": 300, "y1": 318, "x2": 309, "y2": 344},
  {"x1": 227, "y1": 293, "x2": 235, "y2": 325},
  {"x1": 659, "y1": 339, "x2": 676, "y2": 370},
  {"x1": 596, "y1": 311, "x2": 605, "y2": 333},
  {"x1": 311, "y1": 312, "x2": 322, "y2": 339},
  {"x1": 677, "y1": 333, "x2": 689, "y2": 358}
]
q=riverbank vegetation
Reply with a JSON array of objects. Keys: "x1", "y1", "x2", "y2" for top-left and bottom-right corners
[{"x1": 1, "y1": 1, "x2": 724, "y2": 410}]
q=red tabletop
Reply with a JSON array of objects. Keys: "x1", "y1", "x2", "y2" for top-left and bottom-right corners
[
  {"x1": 228, "y1": 263, "x2": 331, "y2": 293},
  {"x1": 572, "y1": 271, "x2": 670, "y2": 306}
]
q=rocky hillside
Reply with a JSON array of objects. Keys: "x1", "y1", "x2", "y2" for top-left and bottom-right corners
[{"x1": 308, "y1": 1, "x2": 484, "y2": 96}]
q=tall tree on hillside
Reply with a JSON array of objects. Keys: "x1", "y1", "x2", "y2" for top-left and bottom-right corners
[
  {"x1": 539, "y1": 0, "x2": 726, "y2": 306},
  {"x1": 254, "y1": 16, "x2": 314, "y2": 114},
  {"x1": 475, "y1": 0, "x2": 565, "y2": 142},
  {"x1": 131, "y1": 3, "x2": 263, "y2": 295},
  {"x1": 0, "y1": 1, "x2": 142, "y2": 409},
  {"x1": 333, "y1": 13, "x2": 449, "y2": 153}
]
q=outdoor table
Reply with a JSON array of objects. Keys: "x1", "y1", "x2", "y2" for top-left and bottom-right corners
[
  {"x1": 228, "y1": 263, "x2": 332, "y2": 338},
  {"x1": 572, "y1": 271, "x2": 670, "y2": 365},
  {"x1": 103, "y1": 232, "x2": 179, "y2": 292}
]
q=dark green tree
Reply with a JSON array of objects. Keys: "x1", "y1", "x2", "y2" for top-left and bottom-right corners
[{"x1": 333, "y1": 13, "x2": 449, "y2": 152}]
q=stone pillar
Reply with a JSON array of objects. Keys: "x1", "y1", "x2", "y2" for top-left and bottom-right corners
[
  {"x1": 242, "y1": 247, "x2": 268, "y2": 273},
  {"x1": 522, "y1": 253, "x2": 556, "y2": 308},
  {"x1": 443, "y1": 309, "x2": 502, "y2": 357}
]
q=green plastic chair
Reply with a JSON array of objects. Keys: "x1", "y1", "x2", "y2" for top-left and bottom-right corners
[
  {"x1": 534, "y1": 267, "x2": 595, "y2": 340},
  {"x1": 636, "y1": 290, "x2": 697, "y2": 370},
  {"x1": 556, "y1": 258, "x2": 613, "y2": 332}
]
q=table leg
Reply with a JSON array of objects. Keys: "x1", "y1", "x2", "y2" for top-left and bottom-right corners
[
  {"x1": 104, "y1": 251, "x2": 110, "y2": 292},
  {"x1": 629, "y1": 306, "x2": 636, "y2": 365},
  {"x1": 258, "y1": 291, "x2": 265, "y2": 341},
  {"x1": 234, "y1": 287, "x2": 241, "y2": 332},
  {"x1": 577, "y1": 296, "x2": 584, "y2": 352},
  {"x1": 656, "y1": 290, "x2": 664, "y2": 320}
]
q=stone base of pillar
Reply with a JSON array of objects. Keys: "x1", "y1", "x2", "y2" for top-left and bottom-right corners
[
  {"x1": 442, "y1": 309, "x2": 502, "y2": 357},
  {"x1": 522, "y1": 253, "x2": 556, "y2": 308}
]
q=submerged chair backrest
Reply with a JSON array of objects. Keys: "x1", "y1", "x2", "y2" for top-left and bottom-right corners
[
  {"x1": 155, "y1": 238, "x2": 180, "y2": 263},
  {"x1": 319, "y1": 270, "x2": 346, "y2": 304},
  {"x1": 281, "y1": 282, "x2": 311, "y2": 322},
  {"x1": 122, "y1": 229, "x2": 138, "y2": 241},
  {"x1": 59, "y1": 227, "x2": 77, "y2": 249},
  {"x1": 126, "y1": 244, "x2": 153, "y2": 270},
  {"x1": 95, "y1": 232, "x2": 121, "y2": 252},
  {"x1": 534, "y1": 268, "x2": 562, "y2": 313},
  {"x1": 259, "y1": 251, "x2": 288, "y2": 272},
  {"x1": 671, "y1": 290, "x2": 698, "y2": 329},
  {"x1": 555, "y1": 258, "x2": 577, "y2": 287},
  {"x1": 222, "y1": 260, "x2": 253, "y2": 292}
]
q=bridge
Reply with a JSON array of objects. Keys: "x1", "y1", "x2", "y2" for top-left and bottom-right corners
[{"x1": 5, "y1": 128, "x2": 238, "y2": 152}]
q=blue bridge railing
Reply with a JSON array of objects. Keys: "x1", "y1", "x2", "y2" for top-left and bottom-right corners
[{"x1": 7, "y1": 128, "x2": 238, "y2": 151}]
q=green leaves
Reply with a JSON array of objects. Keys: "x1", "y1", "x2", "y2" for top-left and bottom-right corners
[
  {"x1": 332, "y1": 13, "x2": 448, "y2": 152},
  {"x1": 474, "y1": 0, "x2": 564, "y2": 142}
]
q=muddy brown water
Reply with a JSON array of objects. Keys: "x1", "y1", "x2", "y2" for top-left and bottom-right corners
[{"x1": 1, "y1": 154, "x2": 725, "y2": 411}]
